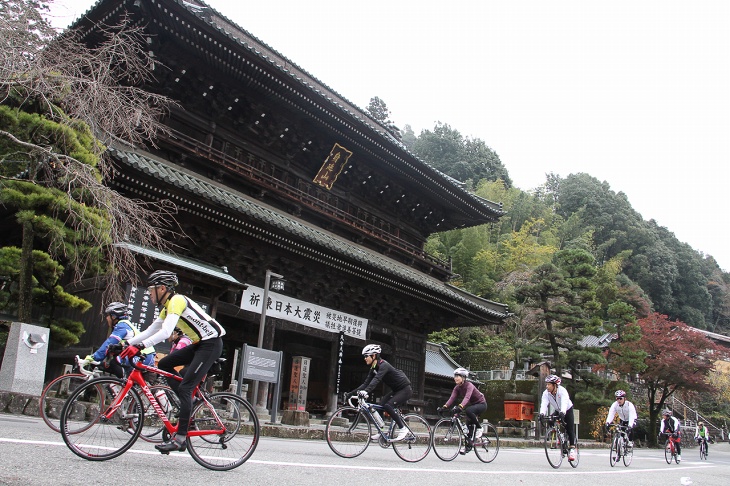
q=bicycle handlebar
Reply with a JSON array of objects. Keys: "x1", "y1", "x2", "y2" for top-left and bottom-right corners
[{"x1": 74, "y1": 355, "x2": 100, "y2": 377}]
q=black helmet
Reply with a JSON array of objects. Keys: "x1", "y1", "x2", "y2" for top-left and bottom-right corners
[
  {"x1": 104, "y1": 302, "x2": 128, "y2": 319},
  {"x1": 147, "y1": 270, "x2": 178, "y2": 287}
]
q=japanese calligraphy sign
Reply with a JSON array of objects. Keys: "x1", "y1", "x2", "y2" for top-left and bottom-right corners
[
  {"x1": 288, "y1": 356, "x2": 310, "y2": 411},
  {"x1": 312, "y1": 143, "x2": 353, "y2": 190},
  {"x1": 240, "y1": 286, "x2": 367, "y2": 339}
]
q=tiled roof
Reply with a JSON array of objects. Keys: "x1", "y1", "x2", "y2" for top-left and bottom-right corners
[
  {"x1": 111, "y1": 148, "x2": 509, "y2": 322},
  {"x1": 578, "y1": 333, "x2": 615, "y2": 348},
  {"x1": 115, "y1": 241, "x2": 243, "y2": 286},
  {"x1": 425, "y1": 343, "x2": 462, "y2": 378}
]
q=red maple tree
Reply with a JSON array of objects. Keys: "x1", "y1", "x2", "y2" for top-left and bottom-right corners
[{"x1": 628, "y1": 313, "x2": 722, "y2": 444}]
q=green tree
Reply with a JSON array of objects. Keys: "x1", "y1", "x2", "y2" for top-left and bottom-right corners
[{"x1": 1, "y1": 0, "x2": 175, "y2": 343}]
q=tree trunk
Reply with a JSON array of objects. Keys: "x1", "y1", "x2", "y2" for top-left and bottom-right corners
[{"x1": 17, "y1": 219, "x2": 34, "y2": 322}]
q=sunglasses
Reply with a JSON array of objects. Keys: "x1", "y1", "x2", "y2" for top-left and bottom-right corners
[{"x1": 616, "y1": 397, "x2": 625, "y2": 401}]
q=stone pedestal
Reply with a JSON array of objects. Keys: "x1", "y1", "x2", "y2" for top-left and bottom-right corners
[
  {"x1": 281, "y1": 409, "x2": 310, "y2": 426},
  {"x1": 0, "y1": 322, "x2": 49, "y2": 395}
]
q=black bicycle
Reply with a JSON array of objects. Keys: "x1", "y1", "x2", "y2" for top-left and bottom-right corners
[
  {"x1": 541, "y1": 413, "x2": 579, "y2": 468},
  {"x1": 431, "y1": 408, "x2": 499, "y2": 462},
  {"x1": 325, "y1": 394, "x2": 431, "y2": 462},
  {"x1": 698, "y1": 437, "x2": 708, "y2": 460}
]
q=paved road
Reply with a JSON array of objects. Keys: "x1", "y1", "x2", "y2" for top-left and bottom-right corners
[{"x1": 1, "y1": 413, "x2": 728, "y2": 486}]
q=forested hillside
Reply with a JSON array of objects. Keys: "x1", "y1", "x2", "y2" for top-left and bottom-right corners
[
  {"x1": 402, "y1": 122, "x2": 730, "y2": 336},
  {"x1": 399, "y1": 118, "x2": 730, "y2": 427}
]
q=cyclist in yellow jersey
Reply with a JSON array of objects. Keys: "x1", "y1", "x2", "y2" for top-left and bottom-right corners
[{"x1": 121, "y1": 270, "x2": 225, "y2": 453}]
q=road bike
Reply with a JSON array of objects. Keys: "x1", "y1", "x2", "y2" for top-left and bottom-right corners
[
  {"x1": 59, "y1": 354, "x2": 259, "y2": 470},
  {"x1": 39, "y1": 356, "x2": 104, "y2": 433},
  {"x1": 325, "y1": 394, "x2": 431, "y2": 462},
  {"x1": 607, "y1": 423, "x2": 633, "y2": 467},
  {"x1": 41, "y1": 355, "x2": 177, "y2": 443},
  {"x1": 698, "y1": 437, "x2": 708, "y2": 460},
  {"x1": 541, "y1": 413, "x2": 579, "y2": 468},
  {"x1": 431, "y1": 408, "x2": 499, "y2": 463},
  {"x1": 662, "y1": 432, "x2": 681, "y2": 464}
]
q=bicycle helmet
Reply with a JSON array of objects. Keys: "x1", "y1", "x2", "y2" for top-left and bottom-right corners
[
  {"x1": 147, "y1": 270, "x2": 178, "y2": 287},
  {"x1": 545, "y1": 374, "x2": 561, "y2": 385},
  {"x1": 662, "y1": 409, "x2": 672, "y2": 416},
  {"x1": 361, "y1": 344, "x2": 381, "y2": 356},
  {"x1": 615, "y1": 390, "x2": 627, "y2": 398},
  {"x1": 454, "y1": 367, "x2": 469, "y2": 378},
  {"x1": 104, "y1": 302, "x2": 128, "y2": 319}
]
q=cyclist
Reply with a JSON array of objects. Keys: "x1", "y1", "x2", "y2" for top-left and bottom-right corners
[
  {"x1": 81, "y1": 302, "x2": 155, "y2": 379},
  {"x1": 694, "y1": 421, "x2": 710, "y2": 456},
  {"x1": 437, "y1": 367, "x2": 487, "y2": 454},
  {"x1": 349, "y1": 344, "x2": 412, "y2": 441},
  {"x1": 539, "y1": 374, "x2": 577, "y2": 461},
  {"x1": 169, "y1": 327, "x2": 193, "y2": 352},
  {"x1": 659, "y1": 408, "x2": 682, "y2": 462},
  {"x1": 120, "y1": 270, "x2": 226, "y2": 454},
  {"x1": 605, "y1": 390, "x2": 638, "y2": 447}
]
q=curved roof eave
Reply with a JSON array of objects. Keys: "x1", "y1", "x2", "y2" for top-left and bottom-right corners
[{"x1": 110, "y1": 147, "x2": 509, "y2": 322}]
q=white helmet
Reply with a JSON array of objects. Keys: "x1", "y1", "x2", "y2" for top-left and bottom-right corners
[
  {"x1": 545, "y1": 374, "x2": 561, "y2": 385},
  {"x1": 361, "y1": 344, "x2": 381, "y2": 356},
  {"x1": 454, "y1": 367, "x2": 469, "y2": 378}
]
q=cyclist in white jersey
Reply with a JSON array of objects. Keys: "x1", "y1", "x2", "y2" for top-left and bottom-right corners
[
  {"x1": 605, "y1": 389, "x2": 638, "y2": 446},
  {"x1": 121, "y1": 270, "x2": 225, "y2": 453}
]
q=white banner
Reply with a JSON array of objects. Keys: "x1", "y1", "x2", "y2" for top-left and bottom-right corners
[{"x1": 240, "y1": 286, "x2": 367, "y2": 340}]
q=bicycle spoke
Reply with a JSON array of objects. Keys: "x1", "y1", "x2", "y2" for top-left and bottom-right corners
[
  {"x1": 40, "y1": 374, "x2": 89, "y2": 433},
  {"x1": 60, "y1": 377, "x2": 142, "y2": 461},
  {"x1": 544, "y1": 426, "x2": 563, "y2": 468},
  {"x1": 609, "y1": 435, "x2": 620, "y2": 467},
  {"x1": 474, "y1": 423, "x2": 499, "y2": 463},
  {"x1": 431, "y1": 419, "x2": 461, "y2": 461},
  {"x1": 325, "y1": 406, "x2": 370, "y2": 458},
  {"x1": 392, "y1": 414, "x2": 431, "y2": 463},
  {"x1": 186, "y1": 393, "x2": 259, "y2": 470}
]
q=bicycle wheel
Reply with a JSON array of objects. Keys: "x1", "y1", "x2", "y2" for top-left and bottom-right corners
[
  {"x1": 609, "y1": 434, "x2": 621, "y2": 467},
  {"x1": 135, "y1": 384, "x2": 177, "y2": 443},
  {"x1": 700, "y1": 441, "x2": 707, "y2": 460},
  {"x1": 622, "y1": 438, "x2": 633, "y2": 467},
  {"x1": 568, "y1": 443, "x2": 580, "y2": 468},
  {"x1": 40, "y1": 373, "x2": 89, "y2": 432},
  {"x1": 544, "y1": 426, "x2": 563, "y2": 468},
  {"x1": 326, "y1": 406, "x2": 371, "y2": 458},
  {"x1": 392, "y1": 414, "x2": 431, "y2": 463},
  {"x1": 186, "y1": 393, "x2": 259, "y2": 471},
  {"x1": 664, "y1": 440, "x2": 672, "y2": 464},
  {"x1": 431, "y1": 418, "x2": 462, "y2": 461},
  {"x1": 474, "y1": 423, "x2": 499, "y2": 463},
  {"x1": 60, "y1": 377, "x2": 143, "y2": 461}
]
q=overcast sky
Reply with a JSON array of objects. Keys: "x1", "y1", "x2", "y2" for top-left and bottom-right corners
[{"x1": 48, "y1": 0, "x2": 730, "y2": 271}]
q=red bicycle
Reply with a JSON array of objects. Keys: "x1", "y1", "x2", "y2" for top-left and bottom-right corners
[{"x1": 663, "y1": 433, "x2": 681, "y2": 464}]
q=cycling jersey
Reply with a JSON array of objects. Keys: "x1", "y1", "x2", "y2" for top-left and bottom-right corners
[
  {"x1": 539, "y1": 384, "x2": 573, "y2": 415},
  {"x1": 128, "y1": 294, "x2": 225, "y2": 349},
  {"x1": 356, "y1": 358, "x2": 411, "y2": 396},
  {"x1": 695, "y1": 426, "x2": 709, "y2": 439},
  {"x1": 444, "y1": 380, "x2": 486, "y2": 409},
  {"x1": 605, "y1": 399, "x2": 638, "y2": 427},
  {"x1": 660, "y1": 416, "x2": 681, "y2": 434},
  {"x1": 92, "y1": 318, "x2": 154, "y2": 361}
]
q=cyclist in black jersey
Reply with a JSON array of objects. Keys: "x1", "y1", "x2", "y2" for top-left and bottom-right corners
[
  {"x1": 349, "y1": 344, "x2": 412, "y2": 441},
  {"x1": 121, "y1": 270, "x2": 226, "y2": 453}
]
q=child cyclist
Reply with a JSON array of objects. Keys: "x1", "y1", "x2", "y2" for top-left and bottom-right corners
[
  {"x1": 80, "y1": 302, "x2": 155, "y2": 378},
  {"x1": 437, "y1": 367, "x2": 487, "y2": 453}
]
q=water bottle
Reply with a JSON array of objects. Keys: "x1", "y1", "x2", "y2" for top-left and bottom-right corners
[
  {"x1": 461, "y1": 422, "x2": 470, "y2": 438},
  {"x1": 370, "y1": 407, "x2": 385, "y2": 428}
]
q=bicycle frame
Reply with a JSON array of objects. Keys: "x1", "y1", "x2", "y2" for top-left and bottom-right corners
[
  {"x1": 102, "y1": 361, "x2": 225, "y2": 439},
  {"x1": 348, "y1": 395, "x2": 400, "y2": 441}
]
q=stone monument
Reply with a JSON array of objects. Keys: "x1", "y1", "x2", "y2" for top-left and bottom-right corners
[{"x1": 0, "y1": 322, "x2": 49, "y2": 395}]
